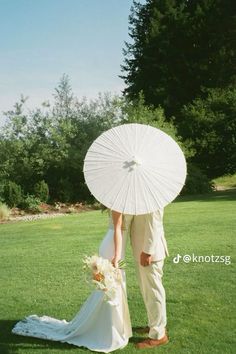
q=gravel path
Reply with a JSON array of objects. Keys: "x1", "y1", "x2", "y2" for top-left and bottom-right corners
[{"x1": 6, "y1": 212, "x2": 69, "y2": 223}]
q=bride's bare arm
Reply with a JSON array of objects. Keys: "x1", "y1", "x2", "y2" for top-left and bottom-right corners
[{"x1": 111, "y1": 210, "x2": 122, "y2": 268}]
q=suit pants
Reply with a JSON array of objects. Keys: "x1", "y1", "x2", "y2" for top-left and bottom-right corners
[{"x1": 135, "y1": 259, "x2": 167, "y2": 339}]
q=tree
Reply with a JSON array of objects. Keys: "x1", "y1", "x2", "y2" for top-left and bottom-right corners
[
  {"x1": 0, "y1": 76, "x2": 76, "y2": 197},
  {"x1": 52, "y1": 73, "x2": 74, "y2": 118},
  {"x1": 118, "y1": 93, "x2": 191, "y2": 157},
  {"x1": 0, "y1": 74, "x2": 209, "y2": 202},
  {"x1": 0, "y1": 76, "x2": 126, "y2": 202},
  {"x1": 121, "y1": 0, "x2": 236, "y2": 119},
  {"x1": 179, "y1": 86, "x2": 236, "y2": 177}
]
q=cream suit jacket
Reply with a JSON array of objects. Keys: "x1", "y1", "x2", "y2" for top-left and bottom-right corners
[{"x1": 123, "y1": 209, "x2": 169, "y2": 262}]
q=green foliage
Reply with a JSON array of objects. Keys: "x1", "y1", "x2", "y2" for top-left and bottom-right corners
[
  {"x1": 179, "y1": 86, "x2": 236, "y2": 178},
  {"x1": 212, "y1": 173, "x2": 236, "y2": 189},
  {"x1": 0, "y1": 75, "x2": 200, "y2": 205},
  {"x1": 0, "y1": 202, "x2": 10, "y2": 221},
  {"x1": 19, "y1": 194, "x2": 42, "y2": 213},
  {"x1": 33, "y1": 180, "x2": 49, "y2": 202},
  {"x1": 119, "y1": 94, "x2": 194, "y2": 159},
  {"x1": 52, "y1": 73, "x2": 74, "y2": 118},
  {"x1": 3, "y1": 181, "x2": 22, "y2": 208},
  {"x1": 0, "y1": 181, "x2": 5, "y2": 203},
  {"x1": 55, "y1": 177, "x2": 75, "y2": 203},
  {"x1": 182, "y1": 164, "x2": 213, "y2": 195},
  {"x1": 121, "y1": 0, "x2": 236, "y2": 180},
  {"x1": 121, "y1": 0, "x2": 236, "y2": 118}
]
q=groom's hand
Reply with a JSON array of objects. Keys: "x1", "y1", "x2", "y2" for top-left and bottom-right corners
[{"x1": 140, "y1": 252, "x2": 152, "y2": 267}]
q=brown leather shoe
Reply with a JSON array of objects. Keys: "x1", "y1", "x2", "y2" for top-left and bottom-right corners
[{"x1": 136, "y1": 334, "x2": 169, "y2": 349}]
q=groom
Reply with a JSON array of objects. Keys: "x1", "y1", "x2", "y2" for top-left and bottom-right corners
[{"x1": 125, "y1": 209, "x2": 169, "y2": 349}]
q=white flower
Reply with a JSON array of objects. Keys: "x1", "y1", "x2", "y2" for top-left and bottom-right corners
[{"x1": 83, "y1": 254, "x2": 122, "y2": 303}]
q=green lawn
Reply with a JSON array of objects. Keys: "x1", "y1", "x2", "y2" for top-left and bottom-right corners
[{"x1": 0, "y1": 190, "x2": 235, "y2": 354}]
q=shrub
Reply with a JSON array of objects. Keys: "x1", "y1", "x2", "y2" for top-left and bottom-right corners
[
  {"x1": 92, "y1": 202, "x2": 103, "y2": 210},
  {"x1": 19, "y1": 194, "x2": 42, "y2": 213},
  {"x1": 0, "y1": 181, "x2": 5, "y2": 203},
  {"x1": 66, "y1": 206, "x2": 76, "y2": 214},
  {"x1": 0, "y1": 203, "x2": 10, "y2": 221},
  {"x1": 120, "y1": 94, "x2": 193, "y2": 159},
  {"x1": 179, "y1": 86, "x2": 236, "y2": 178},
  {"x1": 3, "y1": 181, "x2": 22, "y2": 207},
  {"x1": 56, "y1": 178, "x2": 74, "y2": 203},
  {"x1": 212, "y1": 174, "x2": 236, "y2": 189},
  {"x1": 181, "y1": 164, "x2": 213, "y2": 195},
  {"x1": 33, "y1": 180, "x2": 49, "y2": 202}
]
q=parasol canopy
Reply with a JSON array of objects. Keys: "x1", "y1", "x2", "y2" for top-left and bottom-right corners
[{"x1": 83, "y1": 123, "x2": 187, "y2": 215}]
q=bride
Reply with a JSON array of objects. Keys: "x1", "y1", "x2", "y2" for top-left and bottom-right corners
[{"x1": 12, "y1": 210, "x2": 132, "y2": 353}]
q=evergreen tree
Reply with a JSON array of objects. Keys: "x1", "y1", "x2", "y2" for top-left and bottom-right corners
[
  {"x1": 180, "y1": 86, "x2": 236, "y2": 177},
  {"x1": 121, "y1": 0, "x2": 236, "y2": 119},
  {"x1": 52, "y1": 73, "x2": 74, "y2": 119}
]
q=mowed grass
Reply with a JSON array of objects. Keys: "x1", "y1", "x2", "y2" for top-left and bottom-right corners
[{"x1": 0, "y1": 190, "x2": 235, "y2": 354}]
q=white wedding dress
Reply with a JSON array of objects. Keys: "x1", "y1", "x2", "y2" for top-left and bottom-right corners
[{"x1": 12, "y1": 217, "x2": 132, "y2": 353}]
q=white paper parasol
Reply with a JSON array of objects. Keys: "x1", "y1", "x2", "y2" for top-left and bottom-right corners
[{"x1": 83, "y1": 123, "x2": 187, "y2": 215}]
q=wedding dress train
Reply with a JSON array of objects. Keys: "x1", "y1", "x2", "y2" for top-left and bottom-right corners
[{"x1": 12, "y1": 222, "x2": 132, "y2": 353}]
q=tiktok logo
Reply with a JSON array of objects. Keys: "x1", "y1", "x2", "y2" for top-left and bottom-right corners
[
  {"x1": 173, "y1": 254, "x2": 182, "y2": 263},
  {"x1": 172, "y1": 253, "x2": 231, "y2": 265}
]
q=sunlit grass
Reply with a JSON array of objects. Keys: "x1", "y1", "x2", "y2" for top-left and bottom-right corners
[
  {"x1": 0, "y1": 190, "x2": 235, "y2": 354},
  {"x1": 212, "y1": 173, "x2": 236, "y2": 189}
]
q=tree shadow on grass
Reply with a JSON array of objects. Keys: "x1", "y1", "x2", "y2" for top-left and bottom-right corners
[
  {"x1": 174, "y1": 189, "x2": 236, "y2": 203},
  {"x1": 0, "y1": 319, "x2": 90, "y2": 354}
]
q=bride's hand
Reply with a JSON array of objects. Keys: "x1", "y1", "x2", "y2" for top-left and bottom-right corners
[{"x1": 112, "y1": 256, "x2": 120, "y2": 268}]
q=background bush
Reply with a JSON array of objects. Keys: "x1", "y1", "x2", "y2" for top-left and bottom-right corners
[
  {"x1": 18, "y1": 194, "x2": 42, "y2": 213},
  {"x1": 0, "y1": 202, "x2": 10, "y2": 221},
  {"x1": 0, "y1": 77, "x2": 196, "y2": 203},
  {"x1": 0, "y1": 181, "x2": 5, "y2": 203},
  {"x1": 179, "y1": 86, "x2": 236, "y2": 178},
  {"x1": 3, "y1": 181, "x2": 22, "y2": 208},
  {"x1": 182, "y1": 164, "x2": 213, "y2": 195},
  {"x1": 33, "y1": 180, "x2": 49, "y2": 203},
  {"x1": 0, "y1": 75, "x2": 220, "y2": 204}
]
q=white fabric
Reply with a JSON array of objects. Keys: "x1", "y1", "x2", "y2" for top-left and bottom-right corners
[
  {"x1": 124, "y1": 209, "x2": 169, "y2": 262},
  {"x1": 12, "y1": 227, "x2": 132, "y2": 353},
  {"x1": 83, "y1": 123, "x2": 187, "y2": 215},
  {"x1": 135, "y1": 260, "x2": 166, "y2": 340},
  {"x1": 124, "y1": 212, "x2": 167, "y2": 339}
]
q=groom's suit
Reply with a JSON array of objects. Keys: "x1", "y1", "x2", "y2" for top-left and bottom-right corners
[{"x1": 123, "y1": 209, "x2": 169, "y2": 340}]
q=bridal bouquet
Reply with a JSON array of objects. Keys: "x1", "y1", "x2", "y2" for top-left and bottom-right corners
[{"x1": 83, "y1": 255, "x2": 125, "y2": 302}]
